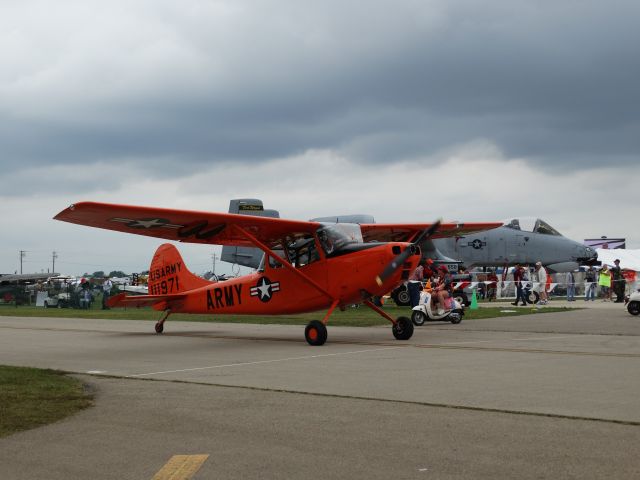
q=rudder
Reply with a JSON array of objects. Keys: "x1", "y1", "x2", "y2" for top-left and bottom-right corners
[{"x1": 148, "y1": 243, "x2": 212, "y2": 294}]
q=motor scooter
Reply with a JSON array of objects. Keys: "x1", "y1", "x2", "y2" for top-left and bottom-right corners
[
  {"x1": 625, "y1": 289, "x2": 640, "y2": 316},
  {"x1": 411, "y1": 290, "x2": 464, "y2": 326}
]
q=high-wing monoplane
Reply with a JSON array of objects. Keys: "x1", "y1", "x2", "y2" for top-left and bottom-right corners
[{"x1": 54, "y1": 202, "x2": 500, "y2": 345}]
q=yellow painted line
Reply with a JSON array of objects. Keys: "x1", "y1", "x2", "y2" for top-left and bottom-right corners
[{"x1": 152, "y1": 455, "x2": 209, "y2": 480}]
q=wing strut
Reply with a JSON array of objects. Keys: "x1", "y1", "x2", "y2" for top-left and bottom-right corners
[{"x1": 230, "y1": 224, "x2": 335, "y2": 301}]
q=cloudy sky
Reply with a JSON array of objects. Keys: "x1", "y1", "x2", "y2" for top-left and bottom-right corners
[{"x1": 1, "y1": 0, "x2": 639, "y2": 276}]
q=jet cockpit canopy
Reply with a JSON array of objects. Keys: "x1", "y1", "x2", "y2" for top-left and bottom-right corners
[{"x1": 503, "y1": 217, "x2": 562, "y2": 236}]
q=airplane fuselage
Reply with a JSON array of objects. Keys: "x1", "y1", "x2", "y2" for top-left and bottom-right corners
[
  {"x1": 150, "y1": 241, "x2": 419, "y2": 315},
  {"x1": 433, "y1": 226, "x2": 597, "y2": 272}
]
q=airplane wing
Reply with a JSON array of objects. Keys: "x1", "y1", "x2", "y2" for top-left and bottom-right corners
[
  {"x1": 360, "y1": 222, "x2": 502, "y2": 243},
  {"x1": 54, "y1": 202, "x2": 322, "y2": 248}
]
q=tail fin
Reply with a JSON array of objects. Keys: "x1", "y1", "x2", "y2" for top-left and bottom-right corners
[{"x1": 148, "y1": 243, "x2": 212, "y2": 295}]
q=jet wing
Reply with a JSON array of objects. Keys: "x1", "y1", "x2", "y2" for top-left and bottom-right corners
[
  {"x1": 54, "y1": 202, "x2": 322, "y2": 248},
  {"x1": 360, "y1": 222, "x2": 502, "y2": 243}
]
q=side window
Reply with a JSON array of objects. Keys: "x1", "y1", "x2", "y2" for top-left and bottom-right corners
[
  {"x1": 286, "y1": 236, "x2": 320, "y2": 267},
  {"x1": 268, "y1": 249, "x2": 286, "y2": 269}
]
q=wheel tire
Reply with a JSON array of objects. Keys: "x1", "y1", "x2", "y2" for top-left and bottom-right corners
[
  {"x1": 411, "y1": 310, "x2": 426, "y2": 326},
  {"x1": 526, "y1": 291, "x2": 539, "y2": 304},
  {"x1": 450, "y1": 312, "x2": 463, "y2": 324},
  {"x1": 155, "y1": 322, "x2": 164, "y2": 334},
  {"x1": 454, "y1": 292, "x2": 469, "y2": 307},
  {"x1": 305, "y1": 320, "x2": 327, "y2": 346},
  {"x1": 394, "y1": 287, "x2": 411, "y2": 307},
  {"x1": 628, "y1": 301, "x2": 640, "y2": 316},
  {"x1": 393, "y1": 316, "x2": 414, "y2": 340}
]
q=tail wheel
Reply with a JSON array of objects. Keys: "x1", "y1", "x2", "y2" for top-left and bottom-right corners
[
  {"x1": 628, "y1": 301, "x2": 640, "y2": 316},
  {"x1": 393, "y1": 316, "x2": 414, "y2": 340},
  {"x1": 155, "y1": 322, "x2": 164, "y2": 334},
  {"x1": 411, "y1": 310, "x2": 426, "y2": 326},
  {"x1": 305, "y1": 320, "x2": 327, "y2": 346},
  {"x1": 526, "y1": 291, "x2": 539, "y2": 304}
]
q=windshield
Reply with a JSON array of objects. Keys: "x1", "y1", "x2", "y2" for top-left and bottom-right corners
[
  {"x1": 317, "y1": 225, "x2": 357, "y2": 256},
  {"x1": 533, "y1": 219, "x2": 561, "y2": 236},
  {"x1": 503, "y1": 217, "x2": 562, "y2": 236}
]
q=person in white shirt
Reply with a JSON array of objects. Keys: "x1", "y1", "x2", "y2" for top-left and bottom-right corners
[
  {"x1": 102, "y1": 278, "x2": 113, "y2": 310},
  {"x1": 535, "y1": 262, "x2": 548, "y2": 305}
]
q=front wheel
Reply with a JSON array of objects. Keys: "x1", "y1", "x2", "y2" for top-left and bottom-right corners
[
  {"x1": 411, "y1": 310, "x2": 426, "y2": 326},
  {"x1": 393, "y1": 286, "x2": 411, "y2": 307},
  {"x1": 393, "y1": 316, "x2": 414, "y2": 340},
  {"x1": 454, "y1": 291, "x2": 469, "y2": 307},
  {"x1": 628, "y1": 301, "x2": 640, "y2": 316},
  {"x1": 305, "y1": 320, "x2": 327, "y2": 346}
]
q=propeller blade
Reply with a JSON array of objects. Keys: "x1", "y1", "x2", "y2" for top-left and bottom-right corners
[
  {"x1": 376, "y1": 246, "x2": 415, "y2": 286},
  {"x1": 375, "y1": 219, "x2": 442, "y2": 286}
]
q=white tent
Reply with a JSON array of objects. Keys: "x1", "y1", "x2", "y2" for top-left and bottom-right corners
[{"x1": 596, "y1": 249, "x2": 640, "y2": 271}]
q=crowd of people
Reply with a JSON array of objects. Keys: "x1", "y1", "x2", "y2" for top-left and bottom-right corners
[{"x1": 408, "y1": 258, "x2": 631, "y2": 311}]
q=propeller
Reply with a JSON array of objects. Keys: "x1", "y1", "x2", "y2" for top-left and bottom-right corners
[{"x1": 375, "y1": 219, "x2": 442, "y2": 286}]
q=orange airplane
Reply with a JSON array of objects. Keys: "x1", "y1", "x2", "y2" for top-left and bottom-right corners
[{"x1": 54, "y1": 202, "x2": 500, "y2": 345}]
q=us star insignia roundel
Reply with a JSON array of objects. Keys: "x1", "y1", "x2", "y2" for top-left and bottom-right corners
[
  {"x1": 468, "y1": 239, "x2": 487, "y2": 250},
  {"x1": 250, "y1": 277, "x2": 281, "y2": 303}
]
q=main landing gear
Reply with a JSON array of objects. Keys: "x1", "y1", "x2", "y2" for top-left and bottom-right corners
[
  {"x1": 392, "y1": 316, "x2": 414, "y2": 340},
  {"x1": 365, "y1": 300, "x2": 414, "y2": 341},
  {"x1": 305, "y1": 320, "x2": 328, "y2": 346},
  {"x1": 303, "y1": 305, "x2": 413, "y2": 346},
  {"x1": 304, "y1": 300, "x2": 413, "y2": 346}
]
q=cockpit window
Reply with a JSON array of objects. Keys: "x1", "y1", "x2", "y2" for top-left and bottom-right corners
[
  {"x1": 502, "y1": 217, "x2": 561, "y2": 235},
  {"x1": 504, "y1": 219, "x2": 521, "y2": 230},
  {"x1": 317, "y1": 225, "x2": 356, "y2": 257},
  {"x1": 285, "y1": 235, "x2": 320, "y2": 267},
  {"x1": 534, "y1": 219, "x2": 561, "y2": 236}
]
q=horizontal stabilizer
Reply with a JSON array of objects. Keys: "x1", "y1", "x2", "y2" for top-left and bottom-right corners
[{"x1": 107, "y1": 292, "x2": 187, "y2": 309}]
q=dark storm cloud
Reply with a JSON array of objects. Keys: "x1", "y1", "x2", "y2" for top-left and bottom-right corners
[{"x1": 1, "y1": 0, "x2": 639, "y2": 190}]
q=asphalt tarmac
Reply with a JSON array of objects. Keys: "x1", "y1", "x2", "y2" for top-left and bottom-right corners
[{"x1": 1, "y1": 301, "x2": 639, "y2": 479}]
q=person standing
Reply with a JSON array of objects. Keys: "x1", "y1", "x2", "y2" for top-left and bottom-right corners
[
  {"x1": 511, "y1": 264, "x2": 527, "y2": 306},
  {"x1": 535, "y1": 262, "x2": 548, "y2": 305},
  {"x1": 584, "y1": 266, "x2": 596, "y2": 301},
  {"x1": 598, "y1": 265, "x2": 611, "y2": 301},
  {"x1": 566, "y1": 270, "x2": 576, "y2": 301},
  {"x1": 487, "y1": 271, "x2": 498, "y2": 301},
  {"x1": 102, "y1": 277, "x2": 113, "y2": 310},
  {"x1": 611, "y1": 259, "x2": 625, "y2": 303},
  {"x1": 407, "y1": 261, "x2": 425, "y2": 308}
]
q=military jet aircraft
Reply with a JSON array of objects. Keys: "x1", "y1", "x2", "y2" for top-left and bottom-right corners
[
  {"x1": 432, "y1": 217, "x2": 598, "y2": 273},
  {"x1": 222, "y1": 202, "x2": 597, "y2": 274}
]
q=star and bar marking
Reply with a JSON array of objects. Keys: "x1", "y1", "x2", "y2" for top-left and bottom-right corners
[{"x1": 250, "y1": 277, "x2": 281, "y2": 303}]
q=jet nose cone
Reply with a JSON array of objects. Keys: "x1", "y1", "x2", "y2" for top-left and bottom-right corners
[{"x1": 576, "y1": 246, "x2": 598, "y2": 264}]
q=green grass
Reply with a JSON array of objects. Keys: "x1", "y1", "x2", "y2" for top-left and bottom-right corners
[
  {"x1": 0, "y1": 365, "x2": 94, "y2": 437},
  {"x1": 0, "y1": 304, "x2": 575, "y2": 327}
]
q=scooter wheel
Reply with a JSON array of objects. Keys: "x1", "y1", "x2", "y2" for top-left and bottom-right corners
[{"x1": 411, "y1": 310, "x2": 426, "y2": 326}]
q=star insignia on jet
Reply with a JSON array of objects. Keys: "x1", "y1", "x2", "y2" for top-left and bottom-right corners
[
  {"x1": 250, "y1": 277, "x2": 281, "y2": 303},
  {"x1": 468, "y1": 239, "x2": 487, "y2": 250},
  {"x1": 110, "y1": 217, "x2": 183, "y2": 230}
]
